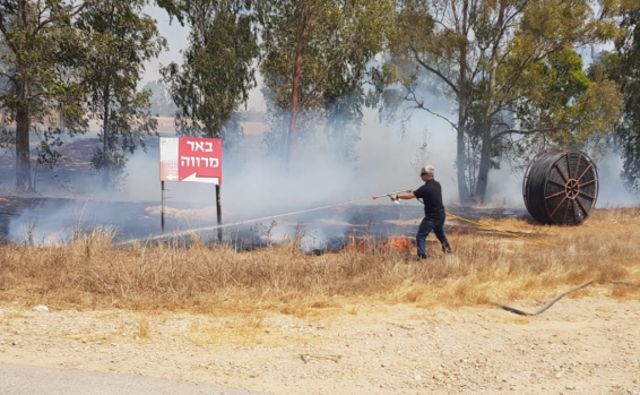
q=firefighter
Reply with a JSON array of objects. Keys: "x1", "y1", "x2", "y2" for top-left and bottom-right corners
[{"x1": 391, "y1": 165, "x2": 452, "y2": 259}]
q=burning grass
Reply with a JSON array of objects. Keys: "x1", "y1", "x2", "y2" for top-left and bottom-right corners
[{"x1": 0, "y1": 209, "x2": 639, "y2": 315}]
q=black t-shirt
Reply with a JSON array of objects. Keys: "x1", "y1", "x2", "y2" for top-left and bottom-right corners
[{"x1": 414, "y1": 180, "x2": 445, "y2": 219}]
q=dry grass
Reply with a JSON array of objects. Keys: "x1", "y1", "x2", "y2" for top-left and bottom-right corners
[
  {"x1": 0, "y1": 209, "x2": 639, "y2": 315},
  {"x1": 136, "y1": 318, "x2": 151, "y2": 340}
]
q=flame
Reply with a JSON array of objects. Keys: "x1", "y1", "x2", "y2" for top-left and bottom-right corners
[
  {"x1": 344, "y1": 234, "x2": 413, "y2": 253},
  {"x1": 386, "y1": 235, "x2": 412, "y2": 251},
  {"x1": 344, "y1": 235, "x2": 375, "y2": 253}
]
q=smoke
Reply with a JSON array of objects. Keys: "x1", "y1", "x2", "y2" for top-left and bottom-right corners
[
  {"x1": 7, "y1": 102, "x2": 461, "y2": 244},
  {"x1": 116, "y1": 108, "x2": 460, "y2": 216},
  {"x1": 484, "y1": 166, "x2": 526, "y2": 209},
  {"x1": 595, "y1": 151, "x2": 640, "y2": 207},
  {"x1": 356, "y1": 110, "x2": 459, "y2": 204},
  {"x1": 5, "y1": 198, "x2": 156, "y2": 245},
  {"x1": 2, "y1": 95, "x2": 638, "y2": 245}
]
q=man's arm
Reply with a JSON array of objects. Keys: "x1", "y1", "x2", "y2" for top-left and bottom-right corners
[{"x1": 391, "y1": 192, "x2": 416, "y2": 201}]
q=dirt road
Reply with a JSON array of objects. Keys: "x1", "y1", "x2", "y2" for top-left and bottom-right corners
[{"x1": 1, "y1": 292, "x2": 639, "y2": 394}]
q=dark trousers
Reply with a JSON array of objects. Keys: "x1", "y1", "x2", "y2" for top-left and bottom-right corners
[{"x1": 416, "y1": 215, "x2": 449, "y2": 259}]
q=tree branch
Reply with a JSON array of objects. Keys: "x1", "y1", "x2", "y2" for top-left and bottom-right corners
[
  {"x1": 495, "y1": 48, "x2": 553, "y2": 103},
  {"x1": 404, "y1": 84, "x2": 457, "y2": 129},
  {"x1": 35, "y1": 1, "x2": 89, "y2": 34},
  {"x1": 490, "y1": 126, "x2": 556, "y2": 142},
  {"x1": 409, "y1": 46, "x2": 459, "y2": 96},
  {"x1": 491, "y1": 1, "x2": 528, "y2": 59}
]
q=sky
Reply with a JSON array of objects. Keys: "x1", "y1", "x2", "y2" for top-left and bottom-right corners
[{"x1": 140, "y1": 6, "x2": 187, "y2": 85}]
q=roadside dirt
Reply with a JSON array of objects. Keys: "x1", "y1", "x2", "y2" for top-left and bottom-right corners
[{"x1": 1, "y1": 289, "x2": 639, "y2": 394}]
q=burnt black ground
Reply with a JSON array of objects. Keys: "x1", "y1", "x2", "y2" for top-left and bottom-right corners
[
  {"x1": 0, "y1": 194, "x2": 527, "y2": 251},
  {"x1": 0, "y1": 137, "x2": 528, "y2": 248}
]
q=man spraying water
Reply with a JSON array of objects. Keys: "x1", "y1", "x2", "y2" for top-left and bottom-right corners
[{"x1": 391, "y1": 165, "x2": 452, "y2": 260}]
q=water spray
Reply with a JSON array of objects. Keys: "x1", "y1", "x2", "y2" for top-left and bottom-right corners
[
  {"x1": 119, "y1": 189, "x2": 426, "y2": 246},
  {"x1": 116, "y1": 196, "x2": 374, "y2": 246}
]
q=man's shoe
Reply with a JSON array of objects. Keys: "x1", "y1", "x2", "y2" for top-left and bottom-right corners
[{"x1": 442, "y1": 245, "x2": 452, "y2": 253}]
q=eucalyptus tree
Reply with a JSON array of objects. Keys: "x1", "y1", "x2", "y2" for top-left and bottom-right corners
[
  {"x1": 0, "y1": 0, "x2": 89, "y2": 192},
  {"x1": 77, "y1": 0, "x2": 166, "y2": 186},
  {"x1": 606, "y1": 4, "x2": 640, "y2": 190},
  {"x1": 256, "y1": 0, "x2": 393, "y2": 162},
  {"x1": 384, "y1": 0, "x2": 622, "y2": 203},
  {"x1": 162, "y1": 0, "x2": 259, "y2": 139}
]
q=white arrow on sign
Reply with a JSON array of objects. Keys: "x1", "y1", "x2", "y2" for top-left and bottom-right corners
[{"x1": 182, "y1": 173, "x2": 220, "y2": 185}]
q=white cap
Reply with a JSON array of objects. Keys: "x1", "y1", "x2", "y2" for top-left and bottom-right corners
[{"x1": 421, "y1": 165, "x2": 435, "y2": 176}]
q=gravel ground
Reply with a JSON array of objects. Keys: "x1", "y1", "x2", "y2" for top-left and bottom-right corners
[
  {"x1": 0, "y1": 362, "x2": 254, "y2": 395},
  {"x1": 0, "y1": 292, "x2": 639, "y2": 395}
]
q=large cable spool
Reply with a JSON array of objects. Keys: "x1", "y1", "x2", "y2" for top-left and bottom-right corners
[{"x1": 523, "y1": 149, "x2": 598, "y2": 225}]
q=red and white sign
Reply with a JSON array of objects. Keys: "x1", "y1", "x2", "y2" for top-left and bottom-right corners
[{"x1": 160, "y1": 137, "x2": 222, "y2": 185}]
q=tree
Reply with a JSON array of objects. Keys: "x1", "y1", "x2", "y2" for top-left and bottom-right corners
[
  {"x1": 607, "y1": 4, "x2": 640, "y2": 190},
  {"x1": 77, "y1": 0, "x2": 166, "y2": 186},
  {"x1": 162, "y1": 0, "x2": 259, "y2": 139},
  {"x1": 0, "y1": 0, "x2": 89, "y2": 192},
  {"x1": 384, "y1": 0, "x2": 622, "y2": 203},
  {"x1": 155, "y1": 0, "x2": 183, "y2": 21},
  {"x1": 322, "y1": 1, "x2": 394, "y2": 160},
  {"x1": 256, "y1": 0, "x2": 393, "y2": 162}
]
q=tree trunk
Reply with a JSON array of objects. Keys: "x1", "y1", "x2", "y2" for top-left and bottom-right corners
[
  {"x1": 14, "y1": 0, "x2": 32, "y2": 192},
  {"x1": 474, "y1": 10, "x2": 502, "y2": 204},
  {"x1": 287, "y1": 3, "x2": 308, "y2": 165},
  {"x1": 455, "y1": 0, "x2": 471, "y2": 205},
  {"x1": 474, "y1": 129, "x2": 492, "y2": 202},
  {"x1": 475, "y1": 5, "x2": 506, "y2": 203},
  {"x1": 455, "y1": 81, "x2": 471, "y2": 204},
  {"x1": 15, "y1": 73, "x2": 32, "y2": 192},
  {"x1": 102, "y1": 86, "x2": 110, "y2": 187},
  {"x1": 15, "y1": 101, "x2": 32, "y2": 192},
  {"x1": 456, "y1": 124, "x2": 470, "y2": 204},
  {"x1": 455, "y1": 69, "x2": 471, "y2": 204}
]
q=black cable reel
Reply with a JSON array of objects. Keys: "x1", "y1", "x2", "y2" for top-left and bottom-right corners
[{"x1": 523, "y1": 149, "x2": 599, "y2": 225}]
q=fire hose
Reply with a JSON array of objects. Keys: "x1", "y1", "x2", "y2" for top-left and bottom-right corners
[
  {"x1": 114, "y1": 190, "x2": 638, "y2": 316},
  {"x1": 373, "y1": 189, "x2": 553, "y2": 247},
  {"x1": 491, "y1": 280, "x2": 640, "y2": 316},
  {"x1": 117, "y1": 190, "x2": 549, "y2": 246},
  {"x1": 373, "y1": 190, "x2": 640, "y2": 316}
]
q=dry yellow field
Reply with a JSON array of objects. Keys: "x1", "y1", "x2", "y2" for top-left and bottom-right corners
[
  {"x1": 1, "y1": 208, "x2": 639, "y2": 313},
  {"x1": 1, "y1": 209, "x2": 639, "y2": 394}
]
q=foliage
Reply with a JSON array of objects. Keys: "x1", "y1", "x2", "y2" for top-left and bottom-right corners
[
  {"x1": 381, "y1": 0, "x2": 623, "y2": 203},
  {"x1": 607, "y1": 4, "x2": 640, "y2": 190},
  {"x1": 155, "y1": 0, "x2": 185, "y2": 22},
  {"x1": 77, "y1": 0, "x2": 166, "y2": 185},
  {"x1": 256, "y1": 0, "x2": 393, "y2": 160},
  {"x1": 0, "y1": 0, "x2": 89, "y2": 191},
  {"x1": 162, "y1": 0, "x2": 259, "y2": 139}
]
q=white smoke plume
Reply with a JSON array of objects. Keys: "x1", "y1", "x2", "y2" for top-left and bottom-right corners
[{"x1": 1, "y1": 105, "x2": 638, "y2": 245}]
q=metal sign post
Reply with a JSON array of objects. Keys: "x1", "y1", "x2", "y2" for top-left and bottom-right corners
[
  {"x1": 159, "y1": 137, "x2": 223, "y2": 239},
  {"x1": 215, "y1": 184, "x2": 222, "y2": 242},
  {"x1": 161, "y1": 181, "x2": 165, "y2": 233}
]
